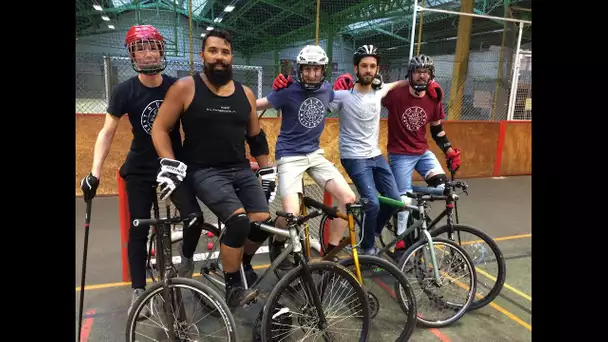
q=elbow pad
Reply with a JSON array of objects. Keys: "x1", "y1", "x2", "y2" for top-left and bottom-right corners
[
  {"x1": 430, "y1": 124, "x2": 451, "y2": 154},
  {"x1": 246, "y1": 129, "x2": 270, "y2": 157}
]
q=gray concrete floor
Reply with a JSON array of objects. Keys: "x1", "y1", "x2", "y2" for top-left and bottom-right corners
[{"x1": 76, "y1": 175, "x2": 532, "y2": 341}]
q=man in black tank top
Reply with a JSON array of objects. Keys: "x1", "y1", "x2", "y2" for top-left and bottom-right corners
[
  {"x1": 78, "y1": 25, "x2": 205, "y2": 316},
  {"x1": 151, "y1": 29, "x2": 277, "y2": 309}
]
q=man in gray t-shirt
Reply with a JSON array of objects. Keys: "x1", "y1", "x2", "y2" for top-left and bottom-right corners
[{"x1": 327, "y1": 45, "x2": 408, "y2": 255}]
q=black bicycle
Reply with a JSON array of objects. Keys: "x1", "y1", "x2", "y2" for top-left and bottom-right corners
[
  {"x1": 199, "y1": 208, "x2": 372, "y2": 342},
  {"x1": 125, "y1": 192, "x2": 238, "y2": 342}
]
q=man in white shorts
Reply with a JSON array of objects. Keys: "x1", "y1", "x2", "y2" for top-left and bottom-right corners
[{"x1": 256, "y1": 44, "x2": 356, "y2": 266}]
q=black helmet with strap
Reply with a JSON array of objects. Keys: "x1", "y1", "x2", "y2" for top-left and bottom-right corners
[
  {"x1": 408, "y1": 54, "x2": 435, "y2": 92},
  {"x1": 353, "y1": 45, "x2": 380, "y2": 66}
]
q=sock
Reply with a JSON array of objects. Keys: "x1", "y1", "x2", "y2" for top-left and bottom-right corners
[
  {"x1": 224, "y1": 270, "x2": 241, "y2": 288},
  {"x1": 326, "y1": 243, "x2": 338, "y2": 254},
  {"x1": 242, "y1": 253, "x2": 254, "y2": 267}
]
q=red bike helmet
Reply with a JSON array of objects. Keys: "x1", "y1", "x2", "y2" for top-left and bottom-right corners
[{"x1": 124, "y1": 25, "x2": 167, "y2": 75}]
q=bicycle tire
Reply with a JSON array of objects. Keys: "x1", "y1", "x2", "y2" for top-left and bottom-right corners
[
  {"x1": 338, "y1": 255, "x2": 417, "y2": 342},
  {"x1": 318, "y1": 213, "x2": 332, "y2": 254},
  {"x1": 429, "y1": 224, "x2": 506, "y2": 311},
  {"x1": 396, "y1": 237, "x2": 477, "y2": 328},
  {"x1": 261, "y1": 260, "x2": 371, "y2": 342},
  {"x1": 125, "y1": 277, "x2": 238, "y2": 342}
]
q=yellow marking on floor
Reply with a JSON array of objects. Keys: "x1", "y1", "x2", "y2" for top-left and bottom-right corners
[{"x1": 475, "y1": 267, "x2": 531, "y2": 301}]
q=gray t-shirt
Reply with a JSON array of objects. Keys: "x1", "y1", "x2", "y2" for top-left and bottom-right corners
[{"x1": 329, "y1": 87, "x2": 390, "y2": 159}]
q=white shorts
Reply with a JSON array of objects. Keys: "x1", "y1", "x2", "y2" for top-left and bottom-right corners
[{"x1": 277, "y1": 149, "x2": 345, "y2": 197}]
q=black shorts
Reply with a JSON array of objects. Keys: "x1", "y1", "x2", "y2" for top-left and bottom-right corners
[{"x1": 188, "y1": 166, "x2": 269, "y2": 223}]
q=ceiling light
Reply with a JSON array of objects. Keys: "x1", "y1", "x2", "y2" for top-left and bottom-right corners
[
  {"x1": 93, "y1": 4, "x2": 103, "y2": 11},
  {"x1": 206, "y1": 26, "x2": 214, "y2": 30},
  {"x1": 214, "y1": 17, "x2": 223, "y2": 23},
  {"x1": 224, "y1": 5, "x2": 235, "y2": 12},
  {"x1": 102, "y1": 16, "x2": 110, "y2": 21},
  {"x1": 108, "y1": 25, "x2": 115, "y2": 29},
  {"x1": 201, "y1": 33, "x2": 206, "y2": 37}
]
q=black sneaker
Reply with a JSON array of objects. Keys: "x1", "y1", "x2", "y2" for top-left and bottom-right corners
[{"x1": 225, "y1": 285, "x2": 259, "y2": 308}]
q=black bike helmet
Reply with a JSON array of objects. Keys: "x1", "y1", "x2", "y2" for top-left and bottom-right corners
[
  {"x1": 353, "y1": 44, "x2": 380, "y2": 66},
  {"x1": 407, "y1": 54, "x2": 435, "y2": 92}
]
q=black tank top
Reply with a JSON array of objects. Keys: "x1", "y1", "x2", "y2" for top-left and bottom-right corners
[{"x1": 181, "y1": 74, "x2": 252, "y2": 170}]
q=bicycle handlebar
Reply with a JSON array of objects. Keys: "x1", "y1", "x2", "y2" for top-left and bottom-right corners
[{"x1": 276, "y1": 208, "x2": 324, "y2": 225}]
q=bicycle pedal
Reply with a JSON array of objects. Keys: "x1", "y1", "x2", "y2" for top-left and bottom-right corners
[{"x1": 240, "y1": 289, "x2": 260, "y2": 308}]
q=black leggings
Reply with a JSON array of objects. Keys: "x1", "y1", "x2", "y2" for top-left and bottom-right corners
[{"x1": 125, "y1": 174, "x2": 203, "y2": 289}]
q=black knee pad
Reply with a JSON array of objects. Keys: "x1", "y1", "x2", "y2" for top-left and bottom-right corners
[
  {"x1": 248, "y1": 217, "x2": 274, "y2": 244},
  {"x1": 425, "y1": 173, "x2": 448, "y2": 188},
  {"x1": 221, "y1": 213, "x2": 251, "y2": 248}
]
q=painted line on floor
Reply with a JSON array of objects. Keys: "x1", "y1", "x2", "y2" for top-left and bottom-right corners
[
  {"x1": 76, "y1": 233, "x2": 531, "y2": 292},
  {"x1": 475, "y1": 267, "x2": 531, "y2": 302},
  {"x1": 444, "y1": 271, "x2": 531, "y2": 331},
  {"x1": 79, "y1": 308, "x2": 96, "y2": 342}
]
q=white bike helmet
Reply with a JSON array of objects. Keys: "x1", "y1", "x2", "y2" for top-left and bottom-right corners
[{"x1": 296, "y1": 45, "x2": 328, "y2": 90}]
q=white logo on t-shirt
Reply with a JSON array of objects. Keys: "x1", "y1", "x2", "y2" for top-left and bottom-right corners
[
  {"x1": 401, "y1": 106, "x2": 427, "y2": 131},
  {"x1": 141, "y1": 100, "x2": 162, "y2": 135},
  {"x1": 298, "y1": 97, "x2": 325, "y2": 129}
]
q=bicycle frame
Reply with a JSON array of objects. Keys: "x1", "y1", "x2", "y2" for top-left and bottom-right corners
[{"x1": 199, "y1": 209, "x2": 330, "y2": 324}]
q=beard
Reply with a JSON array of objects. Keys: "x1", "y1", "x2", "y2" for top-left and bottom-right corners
[
  {"x1": 356, "y1": 71, "x2": 374, "y2": 86},
  {"x1": 203, "y1": 61, "x2": 233, "y2": 86}
]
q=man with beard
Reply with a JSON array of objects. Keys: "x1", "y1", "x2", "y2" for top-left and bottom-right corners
[
  {"x1": 256, "y1": 44, "x2": 357, "y2": 266},
  {"x1": 150, "y1": 29, "x2": 277, "y2": 309},
  {"x1": 381, "y1": 54, "x2": 461, "y2": 241},
  {"x1": 79, "y1": 25, "x2": 205, "y2": 315}
]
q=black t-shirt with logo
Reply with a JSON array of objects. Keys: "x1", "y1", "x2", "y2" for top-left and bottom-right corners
[{"x1": 107, "y1": 74, "x2": 182, "y2": 177}]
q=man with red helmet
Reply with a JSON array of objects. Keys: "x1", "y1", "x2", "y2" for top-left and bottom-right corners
[
  {"x1": 79, "y1": 25, "x2": 204, "y2": 316},
  {"x1": 151, "y1": 29, "x2": 276, "y2": 309}
]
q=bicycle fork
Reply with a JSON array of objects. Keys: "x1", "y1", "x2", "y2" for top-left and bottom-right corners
[{"x1": 419, "y1": 207, "x2": 443, "y2": 286}]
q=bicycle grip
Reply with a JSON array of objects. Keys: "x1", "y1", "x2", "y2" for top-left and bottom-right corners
[
  {"x1": 133, "y1": 218, "x2": 157, "y2": 227},
  {"x1": 275, "y1": 211, "x2": 292, "y2": 218},
  {"x1": 302, "y1": 197, "x2": 339, "y2": 219}
]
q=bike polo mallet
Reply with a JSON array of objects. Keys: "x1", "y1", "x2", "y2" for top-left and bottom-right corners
[{"x1": 78, "y1": 199, "x2": 93, "y2": 342}]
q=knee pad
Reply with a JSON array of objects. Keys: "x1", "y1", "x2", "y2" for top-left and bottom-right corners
[
  {"x1": 221, "y1": 213, "x2": 251, "y2": 248},
  {"x1": 248, "y1": 217, "x2": 274, "y2": 243},
  {"x1": 425, "y1": 173, "x2": 448, "y2": 188}
]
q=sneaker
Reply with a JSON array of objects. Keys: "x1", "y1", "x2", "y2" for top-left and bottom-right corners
[
  {"x1": 362, "y1": 247, "x2": 380, "y2": 256},
  {"x1": 128, "y1": 288, "x2": 151, "y2": 318},
  {"x1": 178, "y1": 242, "x2": 194, "y2": 278},
  {"x1": 225, "y1": 285, "x2": 259, "y2": 308}
]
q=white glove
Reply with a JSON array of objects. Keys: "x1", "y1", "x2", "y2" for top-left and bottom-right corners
[
  {"x1": 156, "y1": 158, "x2": 187, "y2": 200},
  {"x1": 257, "y1": 166, "x2": 277, "y2": 204},
  {"x1": 372, "y1": 73, "x2": 384, "y2": 90}
]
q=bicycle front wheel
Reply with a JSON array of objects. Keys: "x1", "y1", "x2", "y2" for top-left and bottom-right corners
[
  {"x1": 430, "y1": 224, "x2": 506, "y2": 310},
  {"x1": 261, "y1": 260, "x2": 371, "y2": 342},
  {"x1": 125, "y1": 277, "x2": 238, "y2": 342},
  {"x1": 339, "y1": 255, "x2": 417, "y2": 342},
  {"x1": 397, "y1": 237, "x2": 477, "y2": 328}
]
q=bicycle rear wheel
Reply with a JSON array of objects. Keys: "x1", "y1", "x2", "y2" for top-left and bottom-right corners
[
  {"x1": 125, "y1": 277, "x2": 238, "y2": 342},
  {"x1": 261, "y1": 261, "x2": 371, "y2": 341},
  {"x1": 338, "y1": 255, "x2": 417, "y2": 342},
  {"x1": 429, "y1": 224, "x2": 506, "y2": 310}
]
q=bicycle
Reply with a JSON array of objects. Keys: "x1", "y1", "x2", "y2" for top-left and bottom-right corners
[
  {"x1": 126, "y1": 192, "x2": 238, "y2": 342},
  {"x1": 319, "y1": 177, "x2": 506, "y2": 312},
  {"x1": 198, "y1": 208, "x2": 372, "y2": 341},
  {"x1": 314, "y1": 190, "x2": 478, "y2": 327},
  {"x1": 298, "y1": 196, "x2": 418, "y2": 341}
]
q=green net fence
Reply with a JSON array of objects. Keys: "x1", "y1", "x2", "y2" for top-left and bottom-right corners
[{"x1": 76, "y1": 0, "x2": 531, "y2": 120}]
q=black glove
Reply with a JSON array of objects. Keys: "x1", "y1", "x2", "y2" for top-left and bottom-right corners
[
  {"x1": 80, "y1": 173, "x2": 99, "y2": 202},
  {"x1": 256, "y1": 166, "x2": 277, "y2": 203},
  {"x1": 156, "y1": 158, "x2": 187, "y2": 200}
]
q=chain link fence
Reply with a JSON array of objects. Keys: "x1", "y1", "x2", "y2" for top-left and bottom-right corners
[{"x1": 75, "y1": 53, "x2": 263, "y2": 115}]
